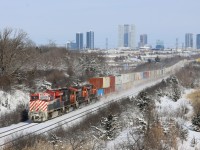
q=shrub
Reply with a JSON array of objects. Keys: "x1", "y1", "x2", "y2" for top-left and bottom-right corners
[
  {"x1": 4, "y1": 133, "x2": 46, "y2": 150},
  {"x1": 0, "y1": 104, "x2": 28, "y2": 128},
  {"x1": 192, "y1": 114, "x2": 200, "y2": 128}
]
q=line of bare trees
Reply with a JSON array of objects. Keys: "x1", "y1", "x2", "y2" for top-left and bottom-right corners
[
  {"x1": 0, "y1": 28, "x2": 108, "y2": 91},
  {"x1": 0, "y1": 28, "x2": 36, "y2": 90}
]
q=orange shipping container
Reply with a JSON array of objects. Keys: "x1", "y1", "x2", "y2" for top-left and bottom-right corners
[
  {"x1": 89, "y1": 78, "x2": 103, "y2": 89},
  {"x1": 109, "y1": 76, "x2": 115, "y2": 87},
  {"x1": 89, "y1": 77, "x2": 110, "y2": 89},
  {"x1": 110, "y1": 86, "x2": 115, "y2": 93},
  {"x1": 143, "y1": 71, "x2": 150, "y2": 78},
  {"x1": 104, "y1": 87, "x2": 111, "y2": 95}
]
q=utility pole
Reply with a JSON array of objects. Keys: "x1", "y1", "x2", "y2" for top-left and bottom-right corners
[
  {"x1": 182, "y1": 43, "x2": 184, "y2": 51},
  {"x1": 176, "y1": 38, "x2": 178, "y2": 53},
  {"x1": 106, "y1": 38, "x2": 108, "y2": 50}
]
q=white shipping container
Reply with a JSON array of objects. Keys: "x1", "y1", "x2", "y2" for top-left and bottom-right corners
[
  {"x1": 150, "y1": 70, "x2": 154, "y2": 78},
  {"x1": 158, "y1": 70, "x2": 161, "y2": 75},
  {"x1": 121, "y1": 74, "x2": 131, "y2": 84},
  {"x1": 129, "y1": 73, "x2": 135, "y2": 82},
  {"x1": 102, "y1": 77, "x2": 110, "y2": 88},
  {"x1": 134, "y1": 73, "x2": 140, "y2": 80},
  {"x1": 162, "y1": 69, "x2": 165, "y2": 75},
  {"x1": 137, "y1": 72, "x2": 143, "y2": 80},
  {"x1": 127, "y1": 73, "x2": 132, "y2": 82},
  {"x1": 115, "y1": 75, "x2": 122, "y2": 85},
  {"x1": 165, "y1": 67, "x2": 170, "y2": 73},
  {"x1": 122, "y1": 82, "x2": 132, "y2": 90},
  {"x1": 115, "y1": 84, "x2": 123, "y2": 92}
]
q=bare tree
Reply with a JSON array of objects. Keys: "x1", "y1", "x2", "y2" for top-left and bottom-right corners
[
  {"x1": 66, "y1": 52, "x2": 108, "y2": 82},
  {"x1": 0, "y1": 28, "x2": 34, "y2": 77}
]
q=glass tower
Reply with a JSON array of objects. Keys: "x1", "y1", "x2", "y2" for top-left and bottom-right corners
[
  {"x1": 185, "y1": 33, "x2": 193, "y2": 49},
  {"x1": 140, "y1": 34, "x2": 148, "y2": 47},
  {"x1": 86, "y1": 31, "x2": 94, "y2": 49},
  {"x1": 118, "y1": 24, "x2": 136, "y2": 49},
  {"x1": 76, "y1": 33, "x2": 83, "y2": 50},
  {"x1": 196, "y1": 34, "x2": 200, "y2": 49}
]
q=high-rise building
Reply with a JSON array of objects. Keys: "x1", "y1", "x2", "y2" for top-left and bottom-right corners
[
  {"x1": 155, "y1": 40, "x2": 164, "y2": 50},
  {"x1": 196, "y1": 34, "x2": 200, "y2": 49},
  {"x1": 118, "y1": 24, "x2": 136, "y2": 49},
  {"x1": 76, "y1": 33, "x2": 83, "y2": 50},
  {"x1": 185, "y1": 33, "x2": 193, "y2": 49},
  {"x1": 139, "y1": 34, "x2": 148, "y2": 47},
  {"x1": 86, "y1": 31, "x2": 94, "y2": 49},
  {"x1": 66, "y1": 41, "x2": 77, "y2": 50}
]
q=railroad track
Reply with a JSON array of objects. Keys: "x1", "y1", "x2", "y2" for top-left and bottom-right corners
[
  {"x1": 0, "y1": 76, "x2": 167, "y2": 148},
  {"x1": 0, "y1": 94, "x2": 131, "y2": 147},
  {"x1": 0, "y1": 123, "x2": 38, "y2": 139}
]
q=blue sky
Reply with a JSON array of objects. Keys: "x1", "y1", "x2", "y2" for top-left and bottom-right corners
[{"x1": 0, "y1": 0, "x2": 199, "y2": 48}]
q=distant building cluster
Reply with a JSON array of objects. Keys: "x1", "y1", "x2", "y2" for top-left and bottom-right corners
[
  {"x1": 66, "y1": 25, "x2": 200, "y2": 51},
  {"x1": 184, "y1": 33, "x2": 200, "y2": 50},
  {"x1": 67, "y1": 31, "x2": 94, "y2": 50}
]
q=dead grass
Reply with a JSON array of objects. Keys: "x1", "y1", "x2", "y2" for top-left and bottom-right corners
[
  {"x1": 187, "y1": 90, "x2": 200, "y2": 103},
  {"x1": 187, "y1": 89, "x2": 200, "y2": 115}
]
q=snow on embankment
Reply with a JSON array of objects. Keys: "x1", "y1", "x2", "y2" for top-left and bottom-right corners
[
  {"x1": 0, "y1": 90, "x2": 29, "y2": 114},
  {"x1": 156, "y1": 89, "x2": 200, "y2": 149},
  {"x1": 0, "y1": 80, "x2": 51, "y2": 115}
]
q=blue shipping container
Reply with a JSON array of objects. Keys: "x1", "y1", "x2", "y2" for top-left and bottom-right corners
[{"x1": 97, "y1": 89, "x2": 104, "y2": 96}]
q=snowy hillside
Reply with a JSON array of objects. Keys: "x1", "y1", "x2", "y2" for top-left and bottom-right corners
[
  {"x1": 156, "y1": 89, "x2": 200, "y2": 149},
  {"x1": 0, "y1": 90, "x2": 29, "y2": 113},
  {"x1": 105, "y1": 88, "x2": 200, "y2": 150}
]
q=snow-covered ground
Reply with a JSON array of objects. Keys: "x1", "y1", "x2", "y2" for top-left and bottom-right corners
[
  {"x1": 0, "y1": 76, "x2": 167, "y2": 147},
  {"x1": 2, "y1": 84, "x2": 199, "y2": 149},
  {"x1": 1, "y1": 59, "x2": 199, "y2": 149},
  {"x1": 106, "y1": 88, "x2": 200, "y2": 150},
  {"x1": 0, "y1": 90, "x2": 29, "y2": 113}
]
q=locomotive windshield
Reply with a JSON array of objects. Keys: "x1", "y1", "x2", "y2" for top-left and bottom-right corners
[
  {"x1": 31, "y1": 96, "x2": 39, "y2": 100},
  {"x1": 40, "y1": 95, "x2": 50, "y2": 100}
]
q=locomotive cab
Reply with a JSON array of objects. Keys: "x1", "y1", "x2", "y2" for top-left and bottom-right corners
[
  {"x1": 68, "y1": 85, "x2": 90, "y2": 107},
  {"x1": 85, "y1": 84, "x2": 98, "y2": 100},
  {"x1": 29, "y1": 92, "x2": 51, "y2": 122},
  {"x1": 58, "y1": 88, "x2": 71, "y2": 106}
]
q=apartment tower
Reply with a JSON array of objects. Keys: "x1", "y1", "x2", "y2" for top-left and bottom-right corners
[{"x1": 118, "y1": 24, "x2": 136, "y2": 49}]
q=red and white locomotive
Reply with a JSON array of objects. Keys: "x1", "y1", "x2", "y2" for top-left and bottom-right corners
[{"x1": 29, "y1": 84, "x2": 98, "y2": 122}]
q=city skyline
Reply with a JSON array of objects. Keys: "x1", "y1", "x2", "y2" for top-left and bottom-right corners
[{"x1": 0, "y1": 0, "x2": 200, "y2": 48}]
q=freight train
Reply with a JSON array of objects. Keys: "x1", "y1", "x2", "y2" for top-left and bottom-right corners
[{"x1": 29, "y1": 60, "x2": 186, "y2": 122}]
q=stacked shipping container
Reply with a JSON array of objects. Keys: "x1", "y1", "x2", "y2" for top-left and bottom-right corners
[
  {"x1": 104, "y1": 76, "x2": 116, "y2": 95},
  {"x1": 89, "y1": 76, "x2": 116, "y2": 95},
  {"x1": 115, "y1": 75, "x2": 122, "y2": 92},
  {"x1": 89, "y1": 77, "x2": 110, "y2": 96},
  {"x1": 88, "y1": 64, "x2": 175, "y2": 97}
]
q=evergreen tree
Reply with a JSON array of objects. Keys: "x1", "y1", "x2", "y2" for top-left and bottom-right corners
[
  {"x1": 136, "y1": 91, "x2": 152, "y2": 110},
  {"x1": 192, "y1": 114, "x2": 200, "y2": 128},
  {"x1": 155, "y1": 56, "x2": 161, "y2": 62}
]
